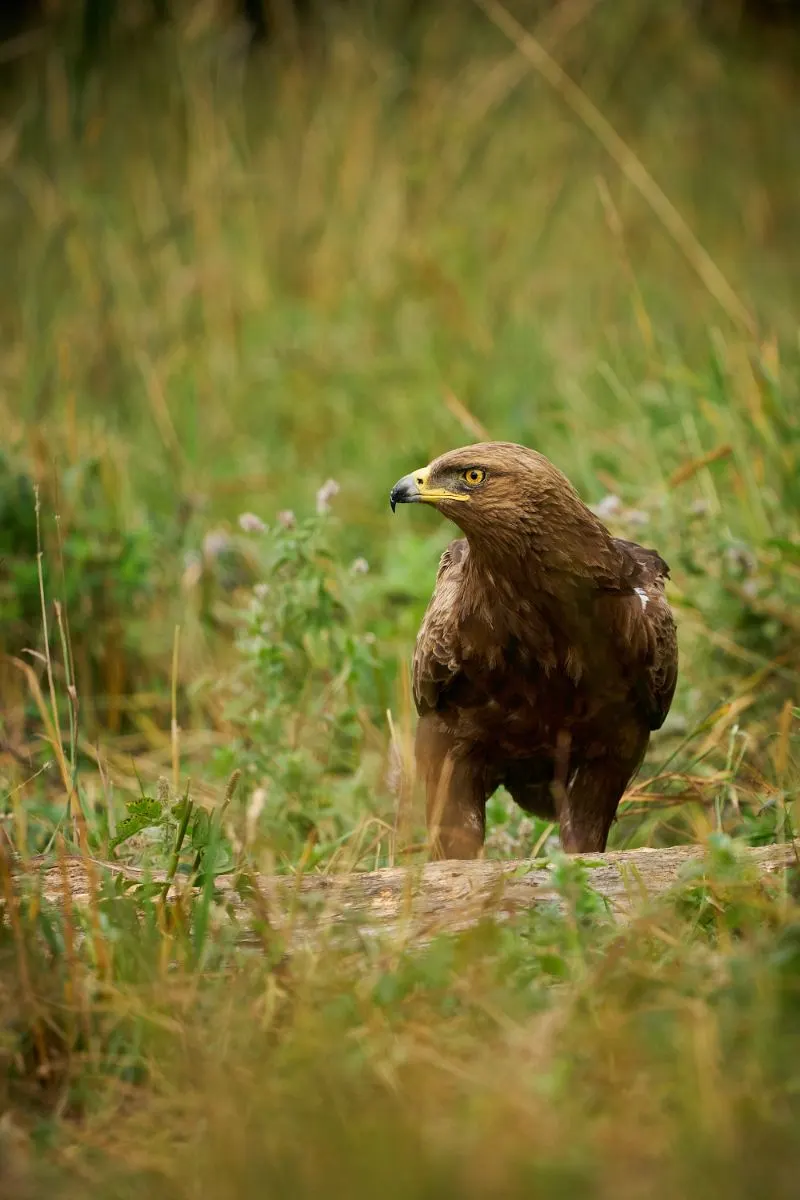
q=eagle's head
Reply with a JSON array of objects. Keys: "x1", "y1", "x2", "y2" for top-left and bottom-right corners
[{"x1": 390, "y1": 441, "x2": 588, "y2": 543}]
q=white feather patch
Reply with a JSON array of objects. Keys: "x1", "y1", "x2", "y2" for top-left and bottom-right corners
[{"x1": 635, "y1": 587, "x2": 649, "y2": 611}]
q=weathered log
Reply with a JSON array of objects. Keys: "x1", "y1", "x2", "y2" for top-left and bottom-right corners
[{"x1": 11, "y1": 841, "x2": 798, "y2": 950}]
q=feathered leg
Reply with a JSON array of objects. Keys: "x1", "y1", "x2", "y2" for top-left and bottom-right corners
[
  {"x1": 557, "y1": 750, "x2": 643, "y2": 853},
  {"x1": 415, "y1": 716, "x2": 487, "y2": 859}
]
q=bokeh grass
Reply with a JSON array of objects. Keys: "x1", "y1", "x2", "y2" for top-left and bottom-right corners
[{"x1": 1, "y1": 1, "x2": 800, "y2": 1193}]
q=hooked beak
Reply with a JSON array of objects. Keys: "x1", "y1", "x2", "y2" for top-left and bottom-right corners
[
  {"x1": 389, "y1": 466, "x2": 469, "y2": 513},
  {"x1": 390, "y1": 470, "x2": 424, "y2": 512}
]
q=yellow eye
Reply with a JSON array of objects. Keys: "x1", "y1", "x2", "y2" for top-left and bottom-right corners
[{"x1": 462, "y1": 468, "x2": 486, "y2": 486}]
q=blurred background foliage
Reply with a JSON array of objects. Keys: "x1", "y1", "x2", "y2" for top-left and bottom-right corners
[{"x1": 0, "y1": 3, "x2": 800, "y2": 1197}]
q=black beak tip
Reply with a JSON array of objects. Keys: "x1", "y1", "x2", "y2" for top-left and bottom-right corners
[{"x1": 390, "y1": 476, "x2": 418, "y2": 511}]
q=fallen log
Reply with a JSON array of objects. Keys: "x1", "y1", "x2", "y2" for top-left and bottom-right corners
[{"x1": 11, "y1": 840, "x2": 798, "y2": 949}]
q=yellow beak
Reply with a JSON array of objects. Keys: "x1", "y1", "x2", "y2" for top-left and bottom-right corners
[{"x1": 390, "y1": 466, "x2": 469, "y2": 511}]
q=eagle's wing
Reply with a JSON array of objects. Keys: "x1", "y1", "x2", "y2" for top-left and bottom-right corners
[
  {"x1": 412, "y1": 538, "x2": 468, "y2": 715},
  {"x1": 605, "y1": 538, "x2": 678, "y2": 731}
]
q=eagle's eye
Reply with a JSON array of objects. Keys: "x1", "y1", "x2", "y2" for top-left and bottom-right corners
[{"x1": 462, "y1": 468, "x2": 486, "y2": 487}]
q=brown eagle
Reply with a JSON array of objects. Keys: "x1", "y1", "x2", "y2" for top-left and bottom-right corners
[{"x1": 390, "y1": 442, "x2": 678, "y2": 858}]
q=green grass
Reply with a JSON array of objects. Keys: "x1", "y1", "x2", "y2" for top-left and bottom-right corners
[{"x1": 1, "y1": 2, "x2": 800, "y2": 1194}]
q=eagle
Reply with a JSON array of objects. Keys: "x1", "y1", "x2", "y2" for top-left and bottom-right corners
[{"x1": 389, "y1": 442, "x2": 678, "y2": 859}]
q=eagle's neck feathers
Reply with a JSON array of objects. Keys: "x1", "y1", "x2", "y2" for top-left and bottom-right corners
[{"x1": 453, "y1": 513, "x2": 629, "y2": 683}]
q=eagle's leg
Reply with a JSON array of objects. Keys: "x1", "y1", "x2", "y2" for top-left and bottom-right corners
[
  {"x1": 427, "y1": 758, "x2": 487, "y2": 860},
  {"x1": 556, "y1": 754, "x2": 639, "y2": 853},
  {"x1": 415, "y1": 717, "x2": 486, "y2": 860}
]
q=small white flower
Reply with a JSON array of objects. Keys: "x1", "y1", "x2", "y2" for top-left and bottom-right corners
[
  {"x1": 276, "y1": 509, "x2": 296, "y2": 529},
  {"x1": 350, "y1": 557, "x2": 369, "y2": 575},
  {"x1": 315, "y1": 478, "x2": 340, "y2": 515},
  {"x1": 203, "y1": 529, "x2": 231, "y2": 559},
  {"x1": 238, "y1": 512, "x2": 267, "y2": 534},
  {"x1": 591, "y1": 494, "x2": 622, "y2": 519},
  {"x1": 626, "y1": 509, "x2": 650, "y2": 527}
]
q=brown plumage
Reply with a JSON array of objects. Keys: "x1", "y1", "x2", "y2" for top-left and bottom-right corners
[{"x1": 389, "y1": 442, "x2": 678, "y2": 859}]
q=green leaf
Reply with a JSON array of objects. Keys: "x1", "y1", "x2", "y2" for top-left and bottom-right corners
[
  {"x1": 110, "y1": 796, "x2": 164, "y2": 850},
  {"x1": 766, "y1": 538, "x2": 800, "y2": 562},
  {"x1": 191, "y1": 808, "x2": 211, "y2": 851}
]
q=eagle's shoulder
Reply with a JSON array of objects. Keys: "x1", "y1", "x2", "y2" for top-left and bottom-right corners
[{"x1": 612, "y1": 537, "x2": 671, "y2": 587}]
